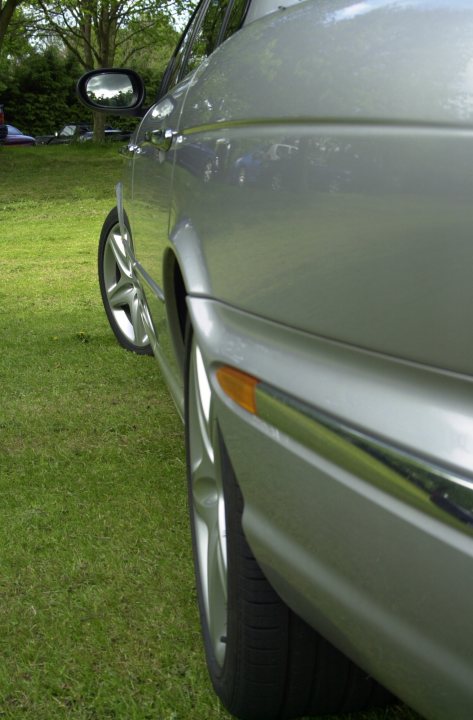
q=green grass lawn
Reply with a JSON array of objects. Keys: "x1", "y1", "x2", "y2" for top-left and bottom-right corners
[{"x1": 0, "y1": 145, "x2": 419, "y2": 720}]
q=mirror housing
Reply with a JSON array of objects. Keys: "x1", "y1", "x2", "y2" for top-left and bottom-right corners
[{"x1": 76, "y1": 68, "x2": 146, "y2": 116}]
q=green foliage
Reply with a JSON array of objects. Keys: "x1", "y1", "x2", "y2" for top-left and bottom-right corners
[
  {"x1": 116, "y1": 16, "x2": 180, "y2": 102},
  {"x1": 0, "y1": 0, "x2": 192, "y2": 138},
  {"x1": 0, "y1": 5, "x2": 30, "y2": 77},
  {"x1": 0, "y1": 144, "x2": 220, "y2": 720},
  {"x1": 0, "y1": 7, "x2": 183, "y2": 138},
  {"x1": 1, "y1": 46, "x2": 89, "y2": 135}
]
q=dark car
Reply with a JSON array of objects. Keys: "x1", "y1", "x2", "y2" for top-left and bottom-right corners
[
  {"x1": 2, "y1": 125, "x2": 36, "y2": 146},
  {"x1": 37, "y1": 123, "x2": 131, "y2": 145},
  {"x1": 0, "y1": 104, "x2": 6, "y2": 142},
  {"x1": 36, "y1": 123, "x2": 91, "y2": 145},
  {"x1": 79, "y1": 128, "x2": 132, "y2": 143}
]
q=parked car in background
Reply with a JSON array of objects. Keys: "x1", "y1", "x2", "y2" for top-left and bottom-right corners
[
  {"x1": 77, "y1": 1, "x2": 473, "y2": 719},
  {"x1": 79, "y1": 128, "x2": 131, "y2": 142},
  {"x1": 2, "y1": 125, "x2": 36, "y2": 146},
  {"x1": 0, "y1": 104, "x2": 7, "y2": 142},
  {"x1": 36, "y1": 123, "x2": 91, "y2": 144},
  {"x1": 36, "y1": 123, "x2": 131, "y2": 145}
]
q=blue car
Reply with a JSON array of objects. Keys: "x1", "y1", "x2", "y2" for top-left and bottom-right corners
[{"x1": 2, "y1": 125, "x2": 36, "y2": 146}]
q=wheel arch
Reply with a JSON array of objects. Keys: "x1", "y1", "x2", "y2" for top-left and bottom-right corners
[
  {"x1": 163, "y1": 218, "x2": 213, "y2": 377},
  {"x1": 163, "y1": 249, "x2": 188, "y2": 377}
]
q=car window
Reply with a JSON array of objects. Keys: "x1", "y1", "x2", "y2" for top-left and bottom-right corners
[
  {"x1": 183, "y1": 0, "x2": 231, "y2": 76},
  {"x1": 221, "y1": 0, "x2": 249, "y2": 41},
  {"x1": 161, "y1": 1, "x2": 207, "y2": 94},
  {"x1": 159, "y1": 0, "x2": 249, "y2": 99},
  {"x1": 60, "y1": 125, "x2": 76, "y2": 137}
]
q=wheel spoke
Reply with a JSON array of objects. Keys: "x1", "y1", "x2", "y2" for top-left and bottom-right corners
[
  {"x1": 188, "y1": 338, "x2": 228, "y2": 668},
  {"x1": 129, "y1": 296, "x2": 148, "y2": 345},
  {"x1": 192, "y1": 472, "x2": 218, "y2": 537},
  {"x1": 208, "y1": 513, "x2": 227, "y2": 607},
  {"x1": 207, "y1": 520, "x2": 227, "y2": 662},
  {"x1": 108, "y1": 231, "x2": 132, "y2": 279},
  {"x1": 139, "y1": 301, "x2": 154, "y2": 341},
  {"x1": 107, "y1": 277, "x2": 135, "y2": 310},
  {"x1": 193, "y1": 347, "x2": 214, "y2": 464}
]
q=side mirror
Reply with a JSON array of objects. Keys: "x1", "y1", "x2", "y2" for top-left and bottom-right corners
[{"x1": 76, "y1": 68, "x2": 146, "y2": 116}]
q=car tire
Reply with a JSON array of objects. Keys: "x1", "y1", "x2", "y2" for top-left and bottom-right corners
[
  {"x1": 185, "y1": 326, "x2": 393, "y2": 720},
  {"x1": 98, "y1": 207, "x2": 153, "y2": 355}
]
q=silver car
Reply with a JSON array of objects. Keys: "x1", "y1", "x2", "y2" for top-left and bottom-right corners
[{"x1": 77, "y1": 1, "x2": 473, "y2": 718}]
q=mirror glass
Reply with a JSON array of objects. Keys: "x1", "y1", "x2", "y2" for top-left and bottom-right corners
[{"x1": 85, "y1": 73, "x2": 135, "y2": 108}]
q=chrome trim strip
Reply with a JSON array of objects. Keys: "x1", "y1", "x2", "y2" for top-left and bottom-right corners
[
  {"x1": 255, "y1": 383, "x2": 473, "y2": 536},
  {"x1": 181, "y1": 118, "x2": 473, "y2": 137},
  {"x1": 115, "y1": 182, "x2": 126, "y2": 239},
  {"x1": 134, "y1": 262, "x2": 165, "y2": 302}
]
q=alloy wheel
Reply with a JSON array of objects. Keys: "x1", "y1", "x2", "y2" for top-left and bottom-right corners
[
  {"x1": 102, "y1": 225, "x2": 151, "y2": 349},
  {"x1": 188, "y1": 340, "x2": 228, "y2": 668}
]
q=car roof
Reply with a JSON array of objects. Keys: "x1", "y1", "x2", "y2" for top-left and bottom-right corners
[{"x1": 245, "y1": 0, "x2": 306, "y2": 24}]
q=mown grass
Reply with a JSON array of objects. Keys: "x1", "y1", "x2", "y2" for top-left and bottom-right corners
[{"x1": 0, "y1": 145, "x2": 419, "y2": 720}]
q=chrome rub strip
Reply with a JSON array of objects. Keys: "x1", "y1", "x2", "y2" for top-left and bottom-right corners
[{"x1": 255, "y1": 383, "x2": 473, "y2": 536}]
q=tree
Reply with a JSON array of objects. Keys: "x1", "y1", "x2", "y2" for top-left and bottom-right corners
[
  {"x1": 31, "y1": 0, "x2": 195, "y2": 139},
  {"x1": 0, "y1": 0, "x2": 22, "y2": 54},
  {"x1": 0, "y1": 5, "x2": 32, "y2": 97},
  {"x1": 1, "y1": 46, "x2": 86, "y2": 134}
]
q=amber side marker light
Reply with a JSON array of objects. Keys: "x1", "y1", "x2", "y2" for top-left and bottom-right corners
[{"x1": 216, "y1": 366, "x2": 260, "y2": 415}]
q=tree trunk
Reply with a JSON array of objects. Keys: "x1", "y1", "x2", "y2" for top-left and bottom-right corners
[
  {"x1": 93, "y1": 111, "x2": 106, "y2": 143},
  {"x1": 82, "y1": 11, "x2": 94, "y2": 69},
  {"x1": 0, "y1": 0, "x2": 21, "y2": 54}
]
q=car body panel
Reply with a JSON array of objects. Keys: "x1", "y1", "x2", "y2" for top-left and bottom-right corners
[
  {"x1": 182, "y1": 0, "x2": 473, "y2": 128},
  {"x1": 187, "y1": 294, "x2": 473, "y2": 720},
  {"x1": 126, "y1": 83, "x2": 193, "y2": 416},
  {"x1": 160, "y1": 4, "x2": 473, "y2": 706},
  {"x1": 173, "y1": 124, "x2": 473, "y2": 375},
  {"x1": 173, "y1": 0, "x2": 473, "y2": 375}
]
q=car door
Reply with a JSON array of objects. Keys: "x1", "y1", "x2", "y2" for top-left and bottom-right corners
[
  {"x1": 129, "y1": 0, "x2": 244, "y2": 414},
  {"x1": 174, "y1": 0, "x2": 473, "y2": 378}
]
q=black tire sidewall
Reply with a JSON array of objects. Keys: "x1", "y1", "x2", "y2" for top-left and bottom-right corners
[{"x1": 184, "y1": 327, "x2": 288, "y2": 720}]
